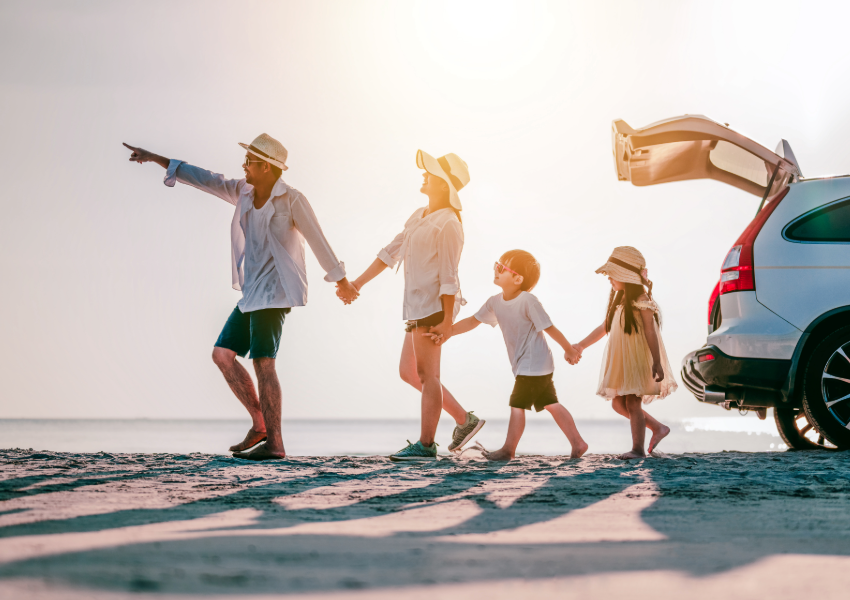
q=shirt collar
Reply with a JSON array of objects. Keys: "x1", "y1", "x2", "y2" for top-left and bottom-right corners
[{"x1": 242, "y1": 178, "x2": 290, "y2": 216}]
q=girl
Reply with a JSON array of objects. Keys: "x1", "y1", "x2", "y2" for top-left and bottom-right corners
[
  {"x1": 574, "y1": 246, "x2": 677, "y2": 459},
  {"x1": 344, "y1": 150, "x2": 484, "y2": 461}
]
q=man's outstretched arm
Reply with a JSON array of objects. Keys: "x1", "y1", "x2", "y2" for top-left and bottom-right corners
[{"x1": 124, "y1": 143, "x2": 169, "y2": 169}]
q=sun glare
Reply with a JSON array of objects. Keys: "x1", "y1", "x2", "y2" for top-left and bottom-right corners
[{"x1": 413, "y1": 0, "x2": 554, "y2": 80}]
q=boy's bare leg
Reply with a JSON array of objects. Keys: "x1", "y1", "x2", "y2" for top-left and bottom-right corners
[
  {"x1": 400, "y1": 332, "x2": 466, "y2": 426},
  {"x1": 211, "y1": 347, "x2": 267, "y2": 451},
  {"x1": 234, "y1": 358, "x2": 286, "y2": 459},
  {"x1": 611, "y1": 395, "x2": 669, "y2": 453},
  {"x1": 619, "y1": 395, "x2": 647, "y2": 459},
  {"x1": 485, "y1": 407, "x2": 526, "y2": 461},
  {"x1": 544, "y1": 403, "x2": 588, "y2": 458}
]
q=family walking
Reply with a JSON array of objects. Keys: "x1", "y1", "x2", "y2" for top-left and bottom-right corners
[{"x1": 123, "y1": 132, "x2": 677, "y2": 462}]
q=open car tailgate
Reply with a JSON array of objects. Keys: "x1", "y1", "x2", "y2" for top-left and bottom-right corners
[{"x1": 612, "y1": 115, "x2": 801, "y2": 198}]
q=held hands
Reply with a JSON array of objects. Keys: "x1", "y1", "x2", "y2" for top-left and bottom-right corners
[
  {"x1": 423, "y1": 321, "x2": 452, "y2": 346},
  {"x1": 564, "y1": 344, "x2": 582, "y2": 366},
  {"x1": 652, "y1": 362, "x2": 664, "y2": 382},
  {"x1": 335, "y1": 279, "x2": 360, "y2": 305}
]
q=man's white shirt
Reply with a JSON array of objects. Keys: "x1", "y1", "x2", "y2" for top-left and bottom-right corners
[
  {"x1": 164, "y1": 160, "x2": 345, "y2": 310},
  {"x1": 474, "y1": 291, "x2": 555, "y2": 377}
]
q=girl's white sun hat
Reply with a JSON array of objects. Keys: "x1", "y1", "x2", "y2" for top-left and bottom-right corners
[
  {"x1": 416, "y1": 150, "x2": 469, "y2": 210},
  {"x1": 596, "y1": 246, "x2": 649, "y2": 287},
  {"x1": 238, "y1": 133, "x2": 289, "y2": 171}
]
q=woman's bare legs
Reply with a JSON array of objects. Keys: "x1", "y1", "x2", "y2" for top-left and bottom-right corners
[
  {"x1": 399, "y1": 332, "x2": 467, "y2": 427},
  {"x1": 544, "y1": 403, "x2": 589, "y2": 458},
  {"x1": 611, "y1": 396, "x2": 670, "y2": 454},
  {"x1": 485, "y1": 407, "x2": 526, "y2": 461}
]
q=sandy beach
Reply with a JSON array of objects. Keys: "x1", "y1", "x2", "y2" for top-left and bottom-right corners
[{"x1": 1, "y1": 448, "x2": 849, "y2": 599}]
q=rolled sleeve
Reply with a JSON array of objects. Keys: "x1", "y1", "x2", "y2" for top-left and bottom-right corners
[
  {"x1": 163, "y1": 159, "x2": 185, "y2": 187},
  {"x1": 378, "y1": 231, "x2": 405, "y2": 269},
  {"x1": 290, "y1": 192, "x2": 346, "y2": 282},
  {"x1": 437, "y1": 220, "x2": 463, "y2": 297}
]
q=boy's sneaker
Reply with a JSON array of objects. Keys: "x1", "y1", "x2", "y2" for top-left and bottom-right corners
[
  {"x1": 389, "y1": 440, "x2": 438, "y2": 462},
  {"x1": 448, "y1": 412, "x2": 485, "y2": 452}
]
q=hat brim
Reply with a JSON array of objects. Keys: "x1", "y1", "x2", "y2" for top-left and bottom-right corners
[
  {"x1": 596, "y1": 261, "x2": 643, "y2": 285},
  {"x1": 417, "y1": 150, "x2": 461, "y2": 210},
  {"x1": 238, "y1": 142, "x2": 288, "y2": 171}
]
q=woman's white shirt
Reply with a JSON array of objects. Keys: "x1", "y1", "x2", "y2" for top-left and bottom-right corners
[
  {"x1": 378, "y1": 207, "x2": 464, "y2": 321},
  {"x1": 474, "y1": 292, "x2": 555, "y2": 377}
]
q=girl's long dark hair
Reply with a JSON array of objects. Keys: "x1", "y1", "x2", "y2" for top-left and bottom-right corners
[{"x1": 605, "y1": 282, "x2": 661, "y2": 335}]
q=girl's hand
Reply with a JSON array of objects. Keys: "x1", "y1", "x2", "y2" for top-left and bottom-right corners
[
  {"x1": 564, "y1": 345, "x2": 581, "y2": 365},
  {"x1": 652, "y1": 362, "x2": 664, "y2": 382}
]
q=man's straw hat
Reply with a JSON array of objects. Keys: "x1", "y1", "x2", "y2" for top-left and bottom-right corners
[
  {"x1": 239, "y1": 133, "x2": 288, "y2": 171},
  {"x1": 596, "y1": 246, "x2": 648, "y2": 286},
  {"x1": 416, "y1": 150, "x2": 469, "y2": 210}
]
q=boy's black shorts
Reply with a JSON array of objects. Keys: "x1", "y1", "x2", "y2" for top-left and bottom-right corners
[{"x1": 509, "y1": 373, "x2": 559, "y2": 412}]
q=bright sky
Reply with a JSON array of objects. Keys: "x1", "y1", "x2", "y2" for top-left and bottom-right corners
[{"x1": 2, "y1": 0, "x2": 848, "y2": 422}]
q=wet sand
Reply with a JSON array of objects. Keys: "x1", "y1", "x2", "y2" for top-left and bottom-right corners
[{"x1": 1, "y1": 449, "x2": 849, "y2": 599}]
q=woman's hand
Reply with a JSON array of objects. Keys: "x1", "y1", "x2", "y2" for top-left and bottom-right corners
[
  {"x1": 335, "y1": 278, "x2": 360, "y2": 305},
  {"x1": 652, "y1": 362, "x2": 664, "y2": 382},
  {"x1": 428, "y1": 321, "x2": 453, "y2": 346},
  {"x1": 564, "y1": 345, "x2": 582, "y2": 365}
]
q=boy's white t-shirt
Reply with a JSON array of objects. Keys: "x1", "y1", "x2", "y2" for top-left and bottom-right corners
[{"x1": 474, "y1": 291, "x2": 555, "y2": 377}]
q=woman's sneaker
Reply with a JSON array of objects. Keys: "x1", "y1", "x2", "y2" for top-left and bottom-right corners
[
  {"x1": 448, "y1": 412, "x2": 485, "y2": 452},
  {"x1": 389, "y1": 440, "x2": 438, "y2": 462}
]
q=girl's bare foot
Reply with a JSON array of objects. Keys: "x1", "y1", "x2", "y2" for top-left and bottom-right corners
[
  {"x1": 648, "y1": 424, "x2": 670, "y2": 454},
  {"x1": 229, "y1": 428, "x2": 268, "y2": 452},
  {"x1": 483, "y1": 448, "x2": 514, "y2": 462},
  {"x1": 570, "y1": 441, "x2": 589, "y2": 459},
  {"x1": 232, "y1": 442, "x2": 286, "y2": 461},
  {"x1": 617, "y1": 449, "x2": 646, "y2": 460}
]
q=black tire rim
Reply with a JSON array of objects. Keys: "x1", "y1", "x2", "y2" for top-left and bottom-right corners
[
  {"x1": 785, "y1": 408, "x2": 837, "y2": 449},
  {"x1": 821, "y1": 341, "x2": 850, "y2": 433}
]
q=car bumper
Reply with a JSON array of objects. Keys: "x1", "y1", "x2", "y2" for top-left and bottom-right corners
[{"x1": 681, "y1": 345, "x2": 791, "y2": 407}]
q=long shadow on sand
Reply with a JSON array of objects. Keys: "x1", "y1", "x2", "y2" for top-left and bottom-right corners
[{"x1": 1, "y1": 451, "x2": 849, "y2": 594}]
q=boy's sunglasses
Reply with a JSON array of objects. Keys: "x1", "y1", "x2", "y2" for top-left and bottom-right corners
[{"x1": 494, "y1": 261, "x2": 519, "y2": 276}]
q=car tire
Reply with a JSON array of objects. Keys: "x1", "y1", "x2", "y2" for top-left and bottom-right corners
[
  {"x1": 801, "y1": 325, "x2": 850, "y2": 449},
  {"x1": 774, "y1": 406, "x2": 835, "y2": 450}
]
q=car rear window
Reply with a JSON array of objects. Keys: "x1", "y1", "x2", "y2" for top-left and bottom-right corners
[{"x1": 784, "y1": 197, "x2": 850, "y2": 242}]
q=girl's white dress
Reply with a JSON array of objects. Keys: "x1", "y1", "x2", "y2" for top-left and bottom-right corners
[{"x1": 597, "y1": 299, "x2": 678, "y2": 404}]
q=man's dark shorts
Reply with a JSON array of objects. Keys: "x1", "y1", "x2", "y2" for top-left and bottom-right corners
[
  {"x1": 215, "y1": 306, "x2": 290, "y2": 359},
  {"x1": 509, "y1": 373, "x2": 559, "y2": 412}
]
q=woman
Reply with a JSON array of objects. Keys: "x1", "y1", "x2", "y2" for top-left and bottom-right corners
[{"x1": 346, "y1": 150, "x2": 484, "y2": 461}]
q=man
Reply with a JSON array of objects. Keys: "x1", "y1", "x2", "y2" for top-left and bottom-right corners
[{"x1": 123, "y1": 134, "x2": 359, "y2": 460}]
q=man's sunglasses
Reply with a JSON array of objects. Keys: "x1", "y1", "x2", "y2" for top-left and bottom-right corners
[
  {"x1": 494, "y1": 262, "x2": 520, "y2": 276},
  {"x1": 243, "y1": 156, "x2": 267, "y2": 168}
]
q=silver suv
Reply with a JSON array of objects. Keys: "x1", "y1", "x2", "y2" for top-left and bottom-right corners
[{"x1": 612, "y1": 115, "x2": 850, "y2": 450}]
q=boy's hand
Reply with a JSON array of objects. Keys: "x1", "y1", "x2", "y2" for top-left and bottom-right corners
[
  {"x1": 421, "y1": 332, "x2": 442, "y2": 344},
  {"x1": 428, "y1": 321, "x2": 452, "y2": 346}
]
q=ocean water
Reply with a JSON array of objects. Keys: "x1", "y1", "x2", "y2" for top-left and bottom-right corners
[{"x1": 0, "y1": 416, "x2": 786, "y2": 455}]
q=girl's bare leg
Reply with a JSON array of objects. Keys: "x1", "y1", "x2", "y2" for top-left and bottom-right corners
[
  {"x1": 399, "y1": 332, "x2": 466, "y2": 425},
  {"x1": 485, "y1": 407, "x2": 526, "y2": 461},
  {"x1": 612, "y1": 395, "x2": 670, "y2": 453},
  {"x1": 544, "y1": 403, "x2": 588, "y2": 458},
  {"x1": 619, "y1": 395, "x2": 647, "y2": 459}
]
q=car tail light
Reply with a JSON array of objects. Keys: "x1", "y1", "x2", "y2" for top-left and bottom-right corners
[
  {"x1": 698, "y1": 353, "x2": 716, "y2": 362},
  {"x1": 719, "y1": 187, "x2": 790, "y2": 295}
]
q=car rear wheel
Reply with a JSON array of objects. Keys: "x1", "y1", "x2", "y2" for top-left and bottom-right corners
[
  {"x1": 774, "y1": 406, "x2": 837, "y2": 450},
  {"x1": 801, "y1": 326, "x2": 850, "y2": 449}
]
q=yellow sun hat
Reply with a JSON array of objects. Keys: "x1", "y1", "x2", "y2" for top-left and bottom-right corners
[{"x1": 416, "y1": 150, "x2": 469, "y2": 210}]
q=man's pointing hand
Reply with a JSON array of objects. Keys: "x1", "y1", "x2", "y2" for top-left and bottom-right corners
[{"x1": 123, "y1": 143, "x2": 169, "y2": 169}]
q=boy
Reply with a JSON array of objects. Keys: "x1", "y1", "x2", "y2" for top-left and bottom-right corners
[{"x1": 427, "y1": 250, "x2": 588, "y2": 460}]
